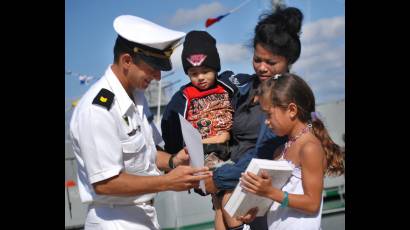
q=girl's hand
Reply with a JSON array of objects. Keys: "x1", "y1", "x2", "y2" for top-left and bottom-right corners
[{"x1": 240, "y1": 170, "x2": 273, "y2": 197}]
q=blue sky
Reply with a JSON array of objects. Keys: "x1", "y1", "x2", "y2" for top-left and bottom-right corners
[{"x1": 65, "y1": 0, "x2": 344, "y2": 109}]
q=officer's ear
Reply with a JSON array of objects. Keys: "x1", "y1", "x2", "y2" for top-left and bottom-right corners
[{"x1": 119, "y1": 53, "x2": 134, "y2": 69}]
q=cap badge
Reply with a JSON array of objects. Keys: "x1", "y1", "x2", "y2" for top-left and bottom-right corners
[
  {"x1": 187, "y1": 54, "x2": 207, "y2": 66},
  {"x1": 163, "y1": 49, "x2": 173, "y2": 58},
  {"x1": 99, "y1": 96, "x2": 108, "y2": 103},
  {"x1": 133, "y1": 47, "x2": 174, "y2": 59}
]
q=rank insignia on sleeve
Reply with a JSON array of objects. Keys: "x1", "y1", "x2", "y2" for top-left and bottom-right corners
[{"x1": 92, "y1": 88, "x2": 114, "y2": 110}]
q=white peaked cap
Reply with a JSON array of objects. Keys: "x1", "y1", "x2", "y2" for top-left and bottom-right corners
[{"x1": 113, "y1": 15, "x2": 186, "y2": 50}]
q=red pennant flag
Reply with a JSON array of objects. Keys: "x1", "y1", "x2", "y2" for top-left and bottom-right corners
[
  {"x1": 205, "y1": 13, "x2": 230, "y2": 28},
  {"x1": 204, "y1": 0, "x2": 252, "y2": 28}
]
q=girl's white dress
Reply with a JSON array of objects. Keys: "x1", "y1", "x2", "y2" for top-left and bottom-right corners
[{"x1": 267, "y1": 159, "x2": 323, "y2": 230}]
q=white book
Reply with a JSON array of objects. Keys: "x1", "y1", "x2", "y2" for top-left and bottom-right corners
[{"x1": 224, "y1": 158, "x2": 294, "y2": 217}]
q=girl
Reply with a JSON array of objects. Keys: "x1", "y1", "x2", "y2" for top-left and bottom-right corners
[{"x1": 239, "y1": 73, "x2": 344, "y2": 229}]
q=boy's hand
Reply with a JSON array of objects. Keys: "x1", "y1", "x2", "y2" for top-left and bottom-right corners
[
  {"x1": 236, "y1": 207, "x2": 258, "y2": 223},
  {"x1": 204, "y1": 176, "x2": 218, "y2": 194}
]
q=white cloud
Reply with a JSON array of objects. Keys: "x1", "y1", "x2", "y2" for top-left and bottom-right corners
[
  {"x1": 301, "y1": 16, "x2": 345, "y2": 43},
  {"x1": 170, "y1": 2, "x2": 226, "y2": 27},
  {"x1": 298, "y1": 42, "x2": 329, "y2": 59},
  {"x1": 311, "y1": 76, "x2": 345, "y2": 104},
  {"x1": 217, "y1": 43, "x2": 252, "y2": 64},
  {"x1": 292, "y1": 16, "x2": 345, "y2": 103},
  {"x1": 293, "y1": 45, "x2": 345, "y2": 73}
]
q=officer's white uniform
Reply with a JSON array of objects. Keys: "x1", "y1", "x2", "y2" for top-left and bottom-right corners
[{"x1": 69, "y1": 15, "x2": 185, "y2": 230}]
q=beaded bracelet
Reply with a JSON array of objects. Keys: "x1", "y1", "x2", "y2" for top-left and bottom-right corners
[{"x1": 280, "y1": 191, "x2": 289, "y2": 207}]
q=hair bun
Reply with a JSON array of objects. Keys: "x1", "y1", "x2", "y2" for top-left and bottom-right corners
[{"x1": 281, "y1": 7, "x2": 303, "y2": 36}]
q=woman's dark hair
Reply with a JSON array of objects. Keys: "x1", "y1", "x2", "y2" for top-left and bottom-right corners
[
  {"x1": 253, "y1": 7, "x2": 303, "y2": 64},
  {"x1": 257, "y1": 73, "x2": 344, "y2": 176}
]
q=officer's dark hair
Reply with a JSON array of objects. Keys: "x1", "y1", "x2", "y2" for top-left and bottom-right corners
[
  {"x1": 113, "y1": 36, "x2": 142, "y2": 64},
  {"x1": 253, "y1": 6, "x2": 303, "y2": 65}
]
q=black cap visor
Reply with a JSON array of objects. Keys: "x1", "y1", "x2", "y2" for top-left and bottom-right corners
[{"x1": 137, "y1": 53, "x2": 172, "y2": 71}]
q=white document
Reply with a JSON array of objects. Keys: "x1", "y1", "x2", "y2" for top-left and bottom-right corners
[
  {"x1": 178, "y1": 114, "x2": 206, "y2": 193},
  {"x1": 224, "y1": 159, "x2": 294, "y2": 217}
]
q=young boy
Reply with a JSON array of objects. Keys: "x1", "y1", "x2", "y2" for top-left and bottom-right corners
[
  {"x1": 162, "y1": 30, "x2": 253, "y2": 230},
  {"x1": 161, "y1": 30, "x2": 237, "y2": 169}
]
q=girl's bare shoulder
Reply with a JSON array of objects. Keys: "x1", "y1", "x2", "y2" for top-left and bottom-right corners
[{"x1": 299, "y1": 136, "x2": 324, "y2": 161}]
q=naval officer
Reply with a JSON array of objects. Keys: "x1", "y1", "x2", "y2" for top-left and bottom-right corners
[{"x1": 69, "y1": 15, "x2": 212, "y2": 229}]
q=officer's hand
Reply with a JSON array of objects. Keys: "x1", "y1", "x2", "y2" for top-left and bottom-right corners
[
  {"x1": 165, "y1": 166, "x2": 212, "y2": 191},
  {"x1": 174, "y1": 147, "x2": 190, "y2": 167}
]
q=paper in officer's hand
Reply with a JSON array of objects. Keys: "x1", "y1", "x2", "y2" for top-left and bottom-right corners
[{"x1": 178, "y1": 114, "x2": 206, "y2": 194}]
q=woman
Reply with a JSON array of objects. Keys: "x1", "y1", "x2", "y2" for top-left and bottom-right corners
[{"x1": 204, "y1": 6, "x2": 305, "y2": 230}]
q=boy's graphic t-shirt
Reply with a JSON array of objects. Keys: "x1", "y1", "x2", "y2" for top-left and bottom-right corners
[{"x1": 183, "y1": 84, "x2": 233, "y2": 139}]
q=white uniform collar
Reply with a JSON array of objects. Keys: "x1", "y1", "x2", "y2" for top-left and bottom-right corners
[
  {"x1": 104, "y1": 65, "x2": 135, "y2": 116},
  {"x1": 132, "y1": 90, "x2": 145, "y2": 119}
]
